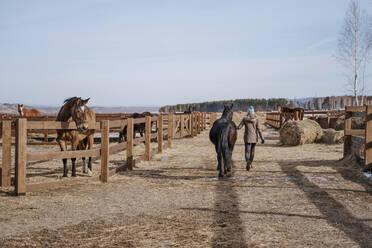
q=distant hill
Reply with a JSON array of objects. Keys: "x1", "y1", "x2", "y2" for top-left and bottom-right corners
[{"x1": 0, "y1": 104, "x2": 159, "y2": 115}]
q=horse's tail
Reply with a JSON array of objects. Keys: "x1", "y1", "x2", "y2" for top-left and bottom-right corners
[{"x1": 220, "y1": 125, "x2": 233, "y2": 172}]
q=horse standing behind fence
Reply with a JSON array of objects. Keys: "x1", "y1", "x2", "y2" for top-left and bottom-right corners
[
  {"x1": 56, "y1": 97, "x2": 95, "y2": 177},
  {"x1": 118, "y1": 112, "x2": 155, "y2": 143},
  {"x1": 278, "y1": 106, "x2": 304, "y2": 123},
  {"x1": 209, "y1": 104, "x2": 237, "y2": 178},
  {"x1": 17, "y1": 104, "x2": 41, "y2": 117}
]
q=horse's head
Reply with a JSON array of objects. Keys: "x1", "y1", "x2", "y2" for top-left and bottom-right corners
[
  {"x1": 71, "y1": 98, "x2": 90, "y2": 133},
  {"x1": 222, "y1": 103, "x2": 233, "y2": 120},
  {"x1": 18, "y1": 104, "x2": 24, "y2": 116}
]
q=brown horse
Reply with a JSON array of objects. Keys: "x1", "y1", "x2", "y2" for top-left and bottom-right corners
[
  {"x1": 278, "y1": 106, "x2": 304, "y2": 122},
  {"x1": 56, "y1": 97, "x2": 95, "y2": 177},
  {"x1": 209, "y1": 104, "x2": 237, "y2": 178},
  {"x1": 17, "y1": 104, "x2": 41, "y2": 117}
]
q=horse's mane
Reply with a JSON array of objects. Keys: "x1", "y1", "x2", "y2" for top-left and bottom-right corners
[
  {"x1": 221, "y1": 105, "x2": 233, "y2": 120},
  {"x1": 64, "y1": 97, "x2": 81, "y2": 104}
]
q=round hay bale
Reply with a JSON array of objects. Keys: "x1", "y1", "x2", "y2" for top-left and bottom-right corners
[
  {"x1": 279, "y1": 119, "x2": 323, "y2": 146},
  {"x1": 320, "y1": 128, "x2": 344, "y2": 144},
  {"x1": 330, "y1": 116, "x2": 365, "y2": 131}
]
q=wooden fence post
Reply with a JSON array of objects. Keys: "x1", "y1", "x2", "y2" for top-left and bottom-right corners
[
  {"x1": 127, "y1": 118, "x2": 134, "y2": 170},
  {"x1": 279, "y1": 113, "x2": 283, "y2": 129},
  {"x1": 1, "y1": 121, "x2": 12, "y2": 187},
  {"x1": 168, "y1": 114, "x2": 173, "y2": 148},
  {"x1": 180, "y1": 114, "x2": 185, "y2": 138},
  {"x1": 145, "y1": 116, "x2": 151, "y2": 161},
  {"x1": 210, "y1": 113, "x2": 217, "y2": 127},
  {"x1": 204, "y1": 113, "x2": 207, "y2": 130},
  {"x1": 15, "y1": 118, "x2": 27, "y2": 195},
  {"x1": 365, "y1": 106, "x2": 372, "y2": 170},
  {"x1": 100, "y1": 120, "x2": 109, "y2": 183},
  {"x1": 197, "y1": 113, "x2": 201, "y2": 134},
  {"x1": 344, "y1": 107, "x2": 352, "y2": 157},
  {"x1": 158, "y1": 115, "x2": 163, "y2": 153},
  {"x1": 190, "y1": 113, "x2": 194, "y2": 137},
  {"x1": 172, "y1": 115, "x2": 177, "y2": 139}
]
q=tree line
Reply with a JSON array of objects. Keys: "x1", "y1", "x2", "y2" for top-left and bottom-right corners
[{"x1": 159, "y1": 98, "x2": 288, "y2": 113}]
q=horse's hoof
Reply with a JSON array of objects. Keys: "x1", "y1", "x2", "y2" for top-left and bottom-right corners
[
  {"x1": 71, "y1": 174, "x2": 77, "y2": 177},
  {"x1": 62, "y1": 174, "x2": 68, "y2": 178},
  {"x1": 226, "y1": 171, "x2": 233, "y2": 177},
  {"x1": 87, "y1": 169, "x2": 93, "y2": 176},
  {"x1": 218, "y1": 174, "x2": 224, "y2": 178}
]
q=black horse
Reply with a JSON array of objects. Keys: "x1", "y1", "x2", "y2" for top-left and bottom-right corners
[
  {"x1": 118, "y1": 112, "x2": 155, "y2": 143},
  {"x1": 209, "y1": 104, "x2": 237, "y2": 178}
]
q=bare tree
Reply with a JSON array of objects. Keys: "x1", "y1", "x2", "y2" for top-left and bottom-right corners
[{"x1": 335, "y1": 0, "x2": 372, "y2": 105}]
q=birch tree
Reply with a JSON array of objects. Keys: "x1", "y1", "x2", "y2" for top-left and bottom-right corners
[{"x1": 335, "y1": 0, "x2": 372, "y2": 105}]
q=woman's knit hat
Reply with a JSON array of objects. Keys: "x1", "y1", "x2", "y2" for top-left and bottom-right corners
[{"x1": 247, "y1": 106, "x2": 255, "y2": 115}]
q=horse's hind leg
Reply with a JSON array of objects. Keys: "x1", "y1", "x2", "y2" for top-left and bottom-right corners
[{"x1": 215, "y1": 145, "x2": 222, "y2": 171}]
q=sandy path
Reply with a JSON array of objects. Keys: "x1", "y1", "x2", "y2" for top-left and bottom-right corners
[{"x1": 1, "y1": 127, "x2": 372, "y2": 247}]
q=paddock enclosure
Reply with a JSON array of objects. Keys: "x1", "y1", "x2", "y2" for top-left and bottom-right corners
[
  {"x1": 0, "y1": 112, "x2": 214, "y2": 195},
  {"x1": 1, "y1": 110, "x2": 372, "y2": 247}
]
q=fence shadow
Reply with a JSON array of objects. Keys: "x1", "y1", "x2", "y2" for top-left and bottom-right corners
[{"x1": 278, "y1": 159, "x2": 372, "y2": 247}]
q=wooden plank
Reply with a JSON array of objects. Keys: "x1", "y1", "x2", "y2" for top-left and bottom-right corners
[
  {"x1": 168, "y1": 114, "x2": 173, "y2": 148},
  {"x1": 365, "y1": 106, "x2": 372, "y2": 169},
  {"x1": 1, "y1": 121, "x2": 12, "y2": 187},
  {"x1": 197, "y1": 113, "x2": 200, "y2": 134},
  {"x1": 27, "y1": 149, "x2": 100, "y2": 162},
  {"x1": 203, "y1": 113, "x2": 207, "y2": 130},
  {"x1": 133, "y1": 118, "x2": 146, "y2": 124},
  {"x1": 345, "y1": 106, "x2": 366, "y2": 113},
  {"x1": 27, "y1": 121, "x2": 100, "y2": 130},
  {"x1": 345, "y1": 129, "x2": 365, "y2": 136},
  {"x1": 344, "y1": 111, "x2": 353, "y2": 156},
  {"x1": 180, "y1": 114, "x2": 185, "y2": 137},
  {"x1": 15, "y1": 119, "x2": 27, "y2": 195},
  {"x1": 190, "y1": 113, "x2": 195, "y2": 137},
  {"x1": 145, "y1": 116, "x2": 151, "y2": 161},
  {"x1": 158, "y1": 115, "x2": 163, "y2": 153},
  {"x1": 127, "y1": 118, "x2": 134, "y2": 170},
  {"x1": 100, "y1": 120, "x2": 109, "y2": 183},
  {"x1": 109, "y1": 119, "x2": 127, "y2": 129}
]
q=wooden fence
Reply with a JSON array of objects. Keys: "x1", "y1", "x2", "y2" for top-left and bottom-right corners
[
  {"x1": 0, "y1": 112, "x2": 217, "y2": 195},
  {"x1": 265, "y1": 110, "x2": 345, "y2": 129},
  {"x1": 343, "y1": 106, "x2": 372, "y2": 171},
  {"x1": 0, "y1": 113, "x2": 132, "y2": 144}
]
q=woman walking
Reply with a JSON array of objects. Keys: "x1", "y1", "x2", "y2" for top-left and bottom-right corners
[{"x1": 237, "y1": 106, "x2": 264, "y2": 171}]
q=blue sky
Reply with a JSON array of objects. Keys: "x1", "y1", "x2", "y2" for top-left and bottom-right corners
[{"x1": 1, "y1": 0, "x2": 371, "y2": 106}]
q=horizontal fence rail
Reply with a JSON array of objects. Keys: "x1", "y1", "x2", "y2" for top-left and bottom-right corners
[{"x1": 0, "y1": 111, "x2": 217, "y2": 195}]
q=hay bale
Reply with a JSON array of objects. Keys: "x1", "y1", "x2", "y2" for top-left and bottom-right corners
[
  {"x1": 279, "y1": 119, "x2": 323, "y2": 146},
  {"x1": 320, "y1": 128, "x2": 344, "y2": 144},
  {"x1": 331, "y1": 115, "x2": 365, "y2": 131}
]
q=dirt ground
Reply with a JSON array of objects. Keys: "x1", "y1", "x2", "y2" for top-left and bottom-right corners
[{"x1": 1, "y1": 114, "x2": 372, "y2": 247}]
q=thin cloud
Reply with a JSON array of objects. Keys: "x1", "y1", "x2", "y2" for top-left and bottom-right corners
[{"x1": 304, "y1": 37, "x2": 337, "y2": 52}]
